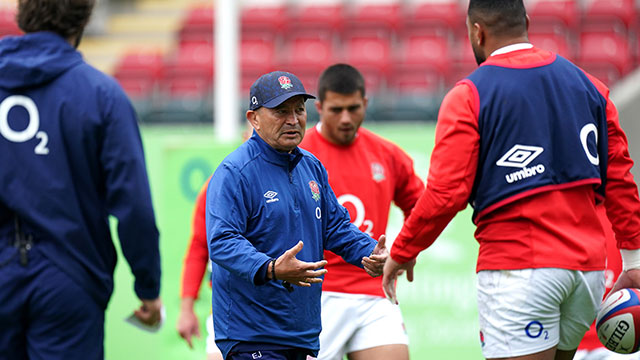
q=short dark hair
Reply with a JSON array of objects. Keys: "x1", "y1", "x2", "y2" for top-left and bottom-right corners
[
  {"x1": 317, "y1": 64, "x2": 366, "y2": 102},
  {"x1": 17, "y1": 0, "x2": 95, "y2": 39},
  {"x1": 468, "y1": 0, "x2": 527, "y2": 38}
]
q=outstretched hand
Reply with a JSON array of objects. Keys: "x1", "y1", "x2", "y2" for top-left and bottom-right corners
[
  {"x1": 273, "y1": 241, "x2": 328, "y2": 287},
  {"x1": 382, "y1": 256, "x2": 416, "y2": 305},
  {"x1": 362, "y1": 235, "x2": 388, "y2": 277}
]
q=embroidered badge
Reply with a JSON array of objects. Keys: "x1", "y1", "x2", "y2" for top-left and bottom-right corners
[
  {"x1": 371, "y1": 162, "x2": 386, "y2": 182},
  {"x1": 278, "y1": 76, "x2": 293, "y2": 89},
  {"x1": 308, "y1": 181, "x2": 320, "y2": 202}
]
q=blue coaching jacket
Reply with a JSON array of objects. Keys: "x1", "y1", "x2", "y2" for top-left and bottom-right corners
[
  {"x1": 0, "y1": 32, "x2": 160, "y2": 309},
  {"x1": 206, "y1": 132, "x2": 377, "y2": 357},
  {"x1": 466, "y1": 54, "x2": 608, "y2": 221}
]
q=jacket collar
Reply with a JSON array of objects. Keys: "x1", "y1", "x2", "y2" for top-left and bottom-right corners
[{"x1": 250, "y1": 130, "x2": 303, "y2": 170}]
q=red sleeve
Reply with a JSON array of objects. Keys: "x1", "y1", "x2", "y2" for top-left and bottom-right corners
[
  {"x1": 392, "y1": 147, "x2": 425, "y2": 219},
  {"x1": 585, "y1": 74, "x2": 640, "y2": 250},
  {"x1": 179, "y1": 180, "x2": 211, "y2": 299},
  {"x1": 390, "y1": 82, "x2": 480, "y2": 264}
]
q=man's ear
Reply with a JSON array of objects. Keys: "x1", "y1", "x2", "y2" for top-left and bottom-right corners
[
  {"x1": 315, "y1": 100, "x2": 322, "y2": 115},
  {"x1": 474, "y1": 22, "x2": 485, "y2": 48},
  {"x1": 246, "y1": 109, "x2": 259, "y2": 130}
]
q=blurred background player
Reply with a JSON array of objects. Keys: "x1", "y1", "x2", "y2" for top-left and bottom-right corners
[
  {"x1": 177, "y1": 124, "x2": 253, "y2": 359},
  {"x1": 177, "y1": 180, "x2": 223, "y2": 360},
  {"x1": 299, "y1": 64, "x2": 424, "y2": 360},
  {"x1": 205, "y1": 70, "x2": 388, "y2": 360},
  {"x1": 0, "y1": 0, "x2": 162, "y2": 359},
  {"x1": 383, "y1": 0, "x2": 640, "y2": 359}
]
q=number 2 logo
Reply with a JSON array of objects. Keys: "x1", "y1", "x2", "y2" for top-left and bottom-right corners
[
  {"x1": 337, "y1": 194, "x2": 374, "y2": 236},
  {"x1": 0, "y1": 95, "x2": 49, "y2": 155}
]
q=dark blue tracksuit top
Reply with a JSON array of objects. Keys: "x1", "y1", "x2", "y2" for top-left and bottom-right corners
[{"x1": 0, "y1": 32, "x2": 160, "y2": 309}]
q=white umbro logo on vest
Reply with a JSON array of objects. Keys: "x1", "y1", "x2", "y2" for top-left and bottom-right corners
[
  {"x1": 496, "y1": 144, "x2": 544, "y2": 168},
  {"x1": 497, "y1": 144, "x2": 546, "y2": 184}
]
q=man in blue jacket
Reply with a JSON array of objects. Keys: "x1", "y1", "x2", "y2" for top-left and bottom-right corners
[
  {"x1": 0, "y1": 1, "x2": 162, "y2": 359},
  {"x1": 206, "y1": 71, "x2": 388, "y2": 360}
]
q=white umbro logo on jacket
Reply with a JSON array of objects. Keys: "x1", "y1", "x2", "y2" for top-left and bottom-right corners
[{"x1": 264, "y1": 191, "x2": 279, "y2": 203}]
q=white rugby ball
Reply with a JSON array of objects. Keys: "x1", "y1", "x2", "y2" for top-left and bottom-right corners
[{"x1": 596, "y1": 288, "x2": 640, "y2": 354}]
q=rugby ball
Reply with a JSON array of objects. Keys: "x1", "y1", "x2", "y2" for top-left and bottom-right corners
[{"x1": 596, "y1": 288, "x2": 640, "y2": 354}]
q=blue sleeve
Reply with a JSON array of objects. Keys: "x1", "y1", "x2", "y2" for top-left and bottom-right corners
[
  {"x1": 321, "y1": 167, "x2": 376, "y2": 267},
  {"x1": 206, "y1": 163, "x2": 272, "y2": 284},
  {"x1": 100, "y1": 90, "x2": 160, "y2": 300}
]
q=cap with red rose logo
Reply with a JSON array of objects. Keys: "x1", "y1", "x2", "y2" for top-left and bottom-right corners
[{"x1": 249, "y1": 71, "x2": 316, "y2": 110}]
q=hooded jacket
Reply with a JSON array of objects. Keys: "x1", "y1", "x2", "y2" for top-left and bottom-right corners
[
  {"x1": 0, "y1": 32, "x2": 160, "y2": 309},
  {"x1": 206, "y1": 132, "x2": 377, "y2": 357}
]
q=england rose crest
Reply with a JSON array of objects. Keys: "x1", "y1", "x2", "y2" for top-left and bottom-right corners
[
  {"x1": 308, "y1": 180, "x2": 320, "y2": 201},
  {"x1": 278, "y1": 76, "x2": 293, "y2": 89}
]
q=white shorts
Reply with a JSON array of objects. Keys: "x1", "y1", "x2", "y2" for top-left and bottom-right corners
[
  {"x1": 318, "y1": 291, "x2": 408, "y2": 360},
  {"x1": 477, "y1": 268, "x2": 605, "y2": 359}
]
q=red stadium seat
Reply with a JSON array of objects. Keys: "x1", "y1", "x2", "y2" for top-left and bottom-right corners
[
  {"x1": 284, "y1": 4, "x2": 345, "y2": 38},
  {"x1": 179, "y1": 5, "x2": 214, "y2": 45},
  {"x1": 343, "y1": 34, "x2": 391, "y2": 93},
  {"x1": 526, "y1": 0, "x2": 578, "y2": 32},
  {"x1": 403, "y1": 1, "x2": 462, "y2": 35},
  {"x1": 240, "y1": 38, "x2": 276, "y2": 74},
  {"x1": 577, "y1": 64, "x2": 622, "y2": 87},
  {"x1": 528, "y1": 32, "x2": 572, "y2": 60},
  {"x1": 280, "y1": 35, "x2": 334, "y2": 74},
  {"x1": 448, "y1": 34, "x2": 477, "y2": 87},
  {"x1": 388, "y1": 67, "x2": 444, "y2": 95},
  {"x1": 241, "y1": 5, "x2": 286, "y2": 38},
  {"x1": 163, "y1": 76, "x2": 211, "y2": 99},
  {"x1": 582, "y1": 0, "x2": 635, "y2": 33},
  {"x1": 163, "y1": 43, "x2": 214, "y2": 85},
  {"x1": 114, "y1": 76, "x2": 156, "y2": 100},
  {"x1": 578, "y1": 31, "x2": 632, "y2": 76},
  {"x1": 113, "y1": 51, "x2": 164, "y2": 82},
  {"x1": 396, "y1": 34, "x2": 450, "y2": 73},
  {"x1": 294, "y1": 70, "x2": 322, "y2": 96},
  {"x1": 347, "y1": 3, "x2": 401, "y2": 34},
  {"x1": 343, "y1": 35, "x2": 391, "y2": 72}
]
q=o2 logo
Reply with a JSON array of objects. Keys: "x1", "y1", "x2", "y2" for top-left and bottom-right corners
[
  {"x1": 580, "y1": 123, "x2": 599, "y2": 166},
  {"x1": 337, "y1": 194, "x2": 374, "y2": 236},
  {"x1": 525, "y1": 320, "x2": 549, "y2": 340},
  {"x1": 0, "y1": 95, "x2": 49, "y2": 155}
]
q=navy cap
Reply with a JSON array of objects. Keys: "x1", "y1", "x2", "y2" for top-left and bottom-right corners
[{"x1": 249, "y1": 71, "x2": 316, "y2": 110}]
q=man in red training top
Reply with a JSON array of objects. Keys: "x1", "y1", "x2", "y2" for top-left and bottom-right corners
[
  {"x1": 301, "y1": 64, "x2": 424, "y2": 360},
  {"x1": 382, "y1": 1, "x2": 640, "y2": 359}
]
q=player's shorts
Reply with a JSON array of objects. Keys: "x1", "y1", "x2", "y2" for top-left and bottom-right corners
[
  {"x1": 477, "y1": 268, "x2": 605, "y2": 359},
  {"x1": 318, "y1": 291, "x2": 408, "y2": 360}
]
